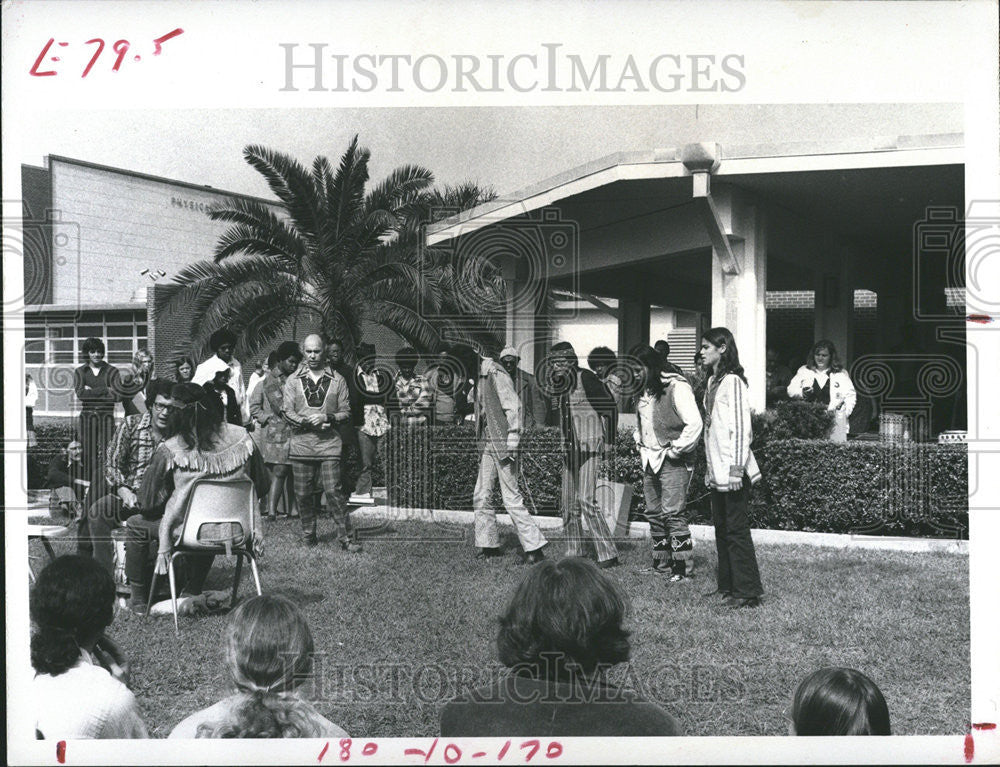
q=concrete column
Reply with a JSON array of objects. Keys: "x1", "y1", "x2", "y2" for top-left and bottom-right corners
[
  {"x1": 504, "y1": 264, "x2": 546, "y2": 374},
  {"x1": 709, "y1": 192, "x2": 767, "y2": 412},
  {"x1": 618, "y1": 293, "x2": 650, "y2": 356},
  {"x1": 813, "y1": 241, "x2": 855, "y2": 363}
]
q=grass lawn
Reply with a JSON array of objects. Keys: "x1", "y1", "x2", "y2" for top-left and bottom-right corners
[{"x1": 29, "y1": 514, "x2": 970, "y2": 738}]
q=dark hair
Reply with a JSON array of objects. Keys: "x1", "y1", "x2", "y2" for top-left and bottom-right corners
[
  {"x1": 654, "y1": 339, "x2": 670, "y2": 356},
  {"x1": 31, "y1": 555, "x2": 116, "y2": 676},
  {"x1": 702, "y1": 327, "x2": 747, "y2": 385},
  {"x1": 209, "y1": 328, "x2": 237, "y2": 352},
  {"x1": 174, "y1": 356, "x2": 197, "y2": 382},
  {"x1": 792, "y1": 667, "x2": 891, "y2": 736},
  {"x1": 807, "y1": 339, "x2": 845, "y2": 373},
  {"x1": 627, "y1": 344, "x2": 666, "y2": 399},
  {"x1": 497, "y1": 557, "x2": 631, "y2": 678},
  {"x1": 587, "y1": 346, "x2": 617, "y2": 373},
  {"x1": 275, "y1": 341, "x2": 302, "y2": 363},
  {"x1": 395, "y1": 347, "x2": 418, "y2": 370},
  {"x1": 169, "y1": 382, "x2": 225, "y2": 450},
  {"x1": 549, "y1": 341, "x2": 578, "y2": 366},
  {"x1": 81, "y1": 337, "x2": 105, "y2": 357},
  {"x1": 146, "y1": 377, "x2": 175, "y2": 404},
  {"x1": 265, "y1": 350, "x2": 280, "y2": 368},
  {"x1": 196, "y1": 596, "x2": 322, "y2": 738}
]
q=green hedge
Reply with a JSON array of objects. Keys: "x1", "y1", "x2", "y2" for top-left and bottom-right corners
[
  {"x1": 386, "y1": 418, "x2": 968, "y2": 539},
  {"x1": 31, "y1": 412, "x2": 967, "y2": 539}
]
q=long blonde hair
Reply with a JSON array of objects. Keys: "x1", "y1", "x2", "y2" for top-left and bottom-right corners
[{"x1": 196, "y1": 595, "x2": 324, "y2": 738}]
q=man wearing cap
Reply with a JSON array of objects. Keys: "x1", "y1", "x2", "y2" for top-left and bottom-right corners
[
  {"x1": 498, "y1": 346, "x2": 548, "y2": 430},
  {"x1": 193, "y1": 328, "x2": 246, "y2": 423},
  {"x1": 473, "y1": 350, "x2": 547, "y2": 563}
]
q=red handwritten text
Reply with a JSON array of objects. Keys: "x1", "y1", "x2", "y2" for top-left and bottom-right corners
[{"x1": 29, "y1": 29, "x2": 184, "y2": 78}]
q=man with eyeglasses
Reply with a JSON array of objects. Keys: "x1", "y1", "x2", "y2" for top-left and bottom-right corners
[{"x1": 79, "y1": 378, "x2": 175, "y2": 576}]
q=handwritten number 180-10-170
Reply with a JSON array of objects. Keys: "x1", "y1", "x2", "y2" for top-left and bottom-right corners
[{"x1": 29, "y1": 29, "x2": 184, "y2": 78}]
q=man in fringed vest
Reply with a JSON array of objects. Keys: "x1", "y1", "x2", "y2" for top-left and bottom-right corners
[
  {"x1": 472, "y1": 351, "x2": 547, "y2": 563},
  {"x1": 283, "y1": 334, "x2": 358, "y2": 550}
]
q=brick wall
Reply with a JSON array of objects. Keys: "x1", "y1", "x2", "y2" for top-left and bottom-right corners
[{"x1": 765, "y1": 289, "x2": 879, "y2": 366}]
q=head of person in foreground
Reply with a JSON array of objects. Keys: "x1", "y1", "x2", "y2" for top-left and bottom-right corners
[
  {"x1": 31, "y1": 555, "x2": 117, "y2": 677},
  {"x1": 789, "y1": 666, "x2": 891, "y2": 736},
  {"x1": 497, "y1": 557, "x2": 631, "y2": 680},
  {"x1": 196, "y1": 595, "x2": 327, "y2": 738}
]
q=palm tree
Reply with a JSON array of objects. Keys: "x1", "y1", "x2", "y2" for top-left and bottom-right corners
[{"x1": 159, "y1": 136, "x2": 494, "y2": 362}]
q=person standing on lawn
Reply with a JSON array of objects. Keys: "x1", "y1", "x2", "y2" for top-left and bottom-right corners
[
  {"x1": 391, "y1": 347, "x2": 432, "y2": 424},
  {"x1": 545, "y1": 341, "x2": 619, "y2": 569},
  {"x1": 699, "y1": 327, "x2": 764, "y2": 609},
  {"x1": 498, "y1": 346, "x2": 548, "y2": 429},
  {"x1": 351, "y1": 342, "x2": 393, "y2": 504},
  {"x1": 325, "y1": 337, "x2": 361, "y2": 501},
  {"x1": 193, "y1": 328, "x2": 246, "y2": 423},
  {"x1": 283, "y1": 334, "x2": 359, "y2": 550},
  {"x1": 249, "y1": 342, "x2": 302, "y2": 519},
  {"x1": 472, "y1": 348, "x2": 548, "y2": 563},
  {"x1": 73, "y1": 337, "x2": 121, "y2": 498},
  {"x1": 78, "y1": 378, "x2": 175, "y2": 575},
  {"x1": 628, "y1": 345, "x2": 702, "y2": 581}
]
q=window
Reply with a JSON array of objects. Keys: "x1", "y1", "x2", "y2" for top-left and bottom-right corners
[{"x1": 24, "y1": 310, "x2": 148, "y2": 414}]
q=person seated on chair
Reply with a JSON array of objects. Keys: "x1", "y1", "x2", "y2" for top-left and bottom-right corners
[
  {"x1": 168, "y1": 595, "x2": 348, "y2": 738},
  {"x1": 440, "y1": 557, "x2": 681, "y2": 737},
  {"x1": 79, "y1": 378, "x2": 175, "y2": 575},
  {"x1": 124, "y1": 383, "x2": 268, "y2": 614},
  {"x1": 31, "y1": 555, "x2": 148, "y2": 739},
  {"x1": 46, "y1": 440, "x2": 90, "y2": 523}
]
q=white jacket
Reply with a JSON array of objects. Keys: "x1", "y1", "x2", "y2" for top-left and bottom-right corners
[
  {"x1": 787, "y1": 367, "x2": 856, "y2": 417},
  {"x1": 703, "y1": 373, "x2": 761, "y2": 491}
]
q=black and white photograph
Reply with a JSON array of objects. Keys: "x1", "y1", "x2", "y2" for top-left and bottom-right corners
[{"x1": 3, "y1": 1, "x2": 999, "y2": 764}]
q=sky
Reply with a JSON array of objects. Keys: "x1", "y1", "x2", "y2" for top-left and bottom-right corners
[{"x1": 21, "y1": 103, "x2": 962, "y2": 200}]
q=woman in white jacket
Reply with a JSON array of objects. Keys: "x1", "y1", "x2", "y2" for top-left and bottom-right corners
[
  {"x1": 700, "y1": 327, "x2": 764, "y2": 609},
  {"x1": 787, "y1": 339, "x2": 856, "y2": 440}
]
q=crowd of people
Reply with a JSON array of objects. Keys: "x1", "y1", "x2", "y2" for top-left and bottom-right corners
[
  {"x1": 31, "y1": 325, "x2": 877, "y2": 739},
  {"x1": 31, "y1": 553, "x2": 891, "y2": 739}
]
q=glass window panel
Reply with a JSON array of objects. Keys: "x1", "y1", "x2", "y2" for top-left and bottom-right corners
[
  {"x1": 137, "y1": 325, "x2": 148, "y2": 336},
  {"x1": 25, "y1": 326, "x2": 45, "y2": 338},
  {"x1": 78, "y1": 325, "x2": 104, "y2": 337},
  {"x1": 106, "y1": 325, "x2": 134, "y2": 337},
  {"x1": 47, "y1": 326, "x2": 73, "y2": 339},
  {"x1": 52, "y1": 351, "x2": 76, "y2": 364},
  {"x1": 103, "y1": 311, "x2": 134, "y2": 322},
  {"x1": 25, "y1": 351, "x2": 45, "y2": 365},
  {"x1": 52, "y1": 339, "x2": 75, "y2": 352},
  {"x1": 108, "y1": 352, "x2": 132, "y2": 364},
  {"x1": 107, "y1": 339, "x2": 134, "y2": 351}
]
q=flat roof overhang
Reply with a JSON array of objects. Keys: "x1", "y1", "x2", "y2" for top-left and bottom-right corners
[{"x1": 426, "y1": 135, "x2": 964, "y2": 306}]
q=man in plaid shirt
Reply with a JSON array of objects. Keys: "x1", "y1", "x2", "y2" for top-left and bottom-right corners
[{"x1": 78, "y1": 378, "x2": 174, "y2": 575}]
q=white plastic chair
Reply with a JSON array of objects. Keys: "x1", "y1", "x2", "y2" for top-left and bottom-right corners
[{"x1": 147, "y1": 477, "x2": 262, "y2": 634}]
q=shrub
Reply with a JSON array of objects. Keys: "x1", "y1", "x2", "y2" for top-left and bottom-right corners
[
  {"x1": 27, "y1": 417, "x2": 79, "y2": 489},
  {"x1": 386, "y1": 416, "x2": 968, "y2": 539}
]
